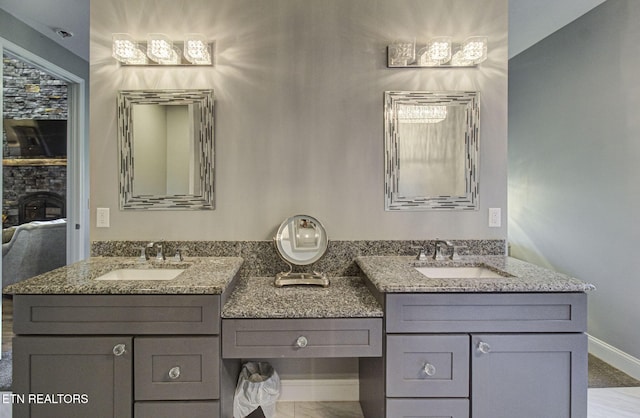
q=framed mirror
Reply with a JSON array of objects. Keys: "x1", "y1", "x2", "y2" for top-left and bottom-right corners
[
  {"x1": 117, "y1": 89, "x2": 214, "y2": 210},
  {"x1": 384, "y1": 91, "x2": 479, "y2": 211},
  {"x1": 273, "y1": 214, "x2": 329, "y2": 287}
]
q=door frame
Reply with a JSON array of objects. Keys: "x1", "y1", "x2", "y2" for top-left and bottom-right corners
[{"x1": 1, "y1": 37, "x2": 89, "y2": 263}]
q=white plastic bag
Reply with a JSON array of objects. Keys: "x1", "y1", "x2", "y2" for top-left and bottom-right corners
[{"x1": 233, "y1": 361, "x2": 281, "y2": 418}]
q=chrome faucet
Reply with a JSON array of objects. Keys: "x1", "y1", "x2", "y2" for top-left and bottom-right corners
[
  {"x1": 432, "y1": 239, "x2": 453, "y2": 261},
  {"x1": 144, "y1": 241, "x2": 165, "y2": 261}
]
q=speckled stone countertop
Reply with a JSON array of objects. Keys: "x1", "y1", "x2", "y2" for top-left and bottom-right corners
[
  {"x1": 222, "y1": 276, "x2": 383, "y2": 318},
  {"x1": 356, "y1": 256, "x2": 596, "y2": 293},
  {"x1": 4, "y1": 257, "x2": 244, "y2": 295}
]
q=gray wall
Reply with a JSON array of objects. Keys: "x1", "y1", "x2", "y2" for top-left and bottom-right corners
[
  {"x1": 90, "y1": 0, "x2": 508, "y2": 241},
  {"x1": 509, "y1": 0, "x2": 640, "y2": 359}
]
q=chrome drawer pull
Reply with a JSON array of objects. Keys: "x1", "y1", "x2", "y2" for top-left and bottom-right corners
[
  {"x1": 168, "y1": 366, "x2": 181, "y2": 380},
  {"x1": 477, "y1": 341, "x2": 491, "y2": 354},
  {"x1": 112, "y1": 343, "x2": 126, "y2": 357},
  {"x1": 423, "y1": 362, "x2": 437, "y2": 376},
  {"x1": 296, "y1": 336, "x2": 309, "y2": 348}
]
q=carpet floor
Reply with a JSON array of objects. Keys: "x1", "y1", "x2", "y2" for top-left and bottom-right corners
[{"x1": 588, "y1": 354, "x2": 640, "y2": 388}]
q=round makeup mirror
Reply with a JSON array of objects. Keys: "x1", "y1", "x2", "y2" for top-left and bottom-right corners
[{"x1": 273, "y1": 214, "x2": 329, "y2": 287}]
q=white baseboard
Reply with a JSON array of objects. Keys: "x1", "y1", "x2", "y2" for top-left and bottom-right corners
[
  {"x1": 588, "y1": 334, "x2": 640, "y2": 380},
  {"x1": 278, "y1": 379, "x2": 359, "y2": 402}
]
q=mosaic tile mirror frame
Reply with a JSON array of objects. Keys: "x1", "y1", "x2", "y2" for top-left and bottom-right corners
[
  {"x1": 117, "y1": 89, "x2": 215, "y2": 210},
  {"x1": 384, "y1": 90, "x2": 479, "y2": 211}
]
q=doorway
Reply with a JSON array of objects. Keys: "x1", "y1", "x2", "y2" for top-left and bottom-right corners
[
  {"x1": 0, "y1": 38, "x2": 89, "y2": 359},
  {"x1": 1, "y1": 39, "x2": 89, "y2": 265}
]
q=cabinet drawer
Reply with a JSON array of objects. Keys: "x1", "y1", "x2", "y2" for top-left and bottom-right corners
[
  {"x1": 14, "y1": 295, "x2": 220, "y2": 335},
  {"x1": 386, "y1": 293, "x2": 586, "y2": 333},
  {"x1": 387, "y1": 399, "x2": 469, "y2": 418},
  {"x1": 134, "y1": 401, "x2": 219, "y2": 418},
  {"x1": 134, "y1": 337, "x2": 219, "y2": 400},
  {"x1": 387, "y1": 335, "x2": 469, "y2": 397},
  {"x1": 222, "y1": 318, "x2": 382, "y2": 358}
]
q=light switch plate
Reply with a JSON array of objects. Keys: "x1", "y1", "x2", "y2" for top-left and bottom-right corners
[
  {"x1": 488, "y1": 208, "x2": 501, "y2": 228},
  {"x1": 96, "y1": 207, "x2": 110, "y2": 228}
]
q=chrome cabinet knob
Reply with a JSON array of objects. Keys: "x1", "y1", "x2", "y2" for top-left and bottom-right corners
[
  {"x1": 477, "y1": 341, "x2": 491, "y2": 354},
  {"x1": 296, "y1": 336, "x2": 308, "y2": 348},
  {"x1": 168, "y1": 366, "x2": 181, "y2": 380},
  {"x1": 423, "y1": 362, "x2": 437, "y2": 376},
  {"x1": 112, "y1": 343, "x2": 127, "y2": 356}
]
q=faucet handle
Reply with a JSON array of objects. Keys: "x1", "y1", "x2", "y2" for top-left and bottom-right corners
[
  {"x1": 174, "y1": 248, "x2": 184, "y2": 262},
  {"x1": 137, "y1": 247, "x2": 147, "y2": 262},
  {"x1": 410, "y1": 245, "x2": 428, "y2": 261},
  {"x1": 451, "y1": 245, "x2": 468, "y2": 261}
]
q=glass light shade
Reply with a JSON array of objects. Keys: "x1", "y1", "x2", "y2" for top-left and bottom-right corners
[
  {"x1": 184, "y1": 34, "x2": 211, "y2": 65},
  {"x1": 426, "y1": 37, "x2": 452, "y2": 65},
  {"x1": 112, "y1": 34, "x2": 148, "y2": 64},
  {"x1": 460, "y1": 36, "x2": 487, "y2": 63},
  {"x1": 147, "y1": 33, "x2": 178, "y2": 64},
  {"x1": 397, "y1": 105, "x2": 447, "y2": 124},
  {"x1": 389, "y1": 38, "x2": 416, "y2": 65}
]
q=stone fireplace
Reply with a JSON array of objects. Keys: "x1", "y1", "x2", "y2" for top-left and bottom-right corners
[
  {"x1": 18, "y1": 191, "x2": 65, "y2": 224},
  {"x1": 3, "y1": 53, "x2": 68, "y2": 228}
]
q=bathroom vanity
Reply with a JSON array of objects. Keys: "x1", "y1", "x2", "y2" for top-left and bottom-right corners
[
  {"x1": 7, "y1": 257, "x2": 243, "y2": 418},
  {"x1": 6, "y1": 252, "x2": 594, "y2": 418},
  {"x1": 357, "y1": 256, "x2": 593, "y2": 418}
]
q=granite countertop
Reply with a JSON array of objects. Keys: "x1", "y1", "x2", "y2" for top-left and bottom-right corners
[
  {"x1": 4, "y1": 256, "x2": 244, "y2": 295},
  {"x1": 222, "y1": 276, "x2": 383, "y2": 319},
  {"x1": 356, "y1": 255, "x2": 596, "y2": 293}
]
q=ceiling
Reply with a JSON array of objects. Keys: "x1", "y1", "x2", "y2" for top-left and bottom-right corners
[
  {"x1": 0, "y1": 0, "x2": 608, "y2": 62},
  {"x1": 0, "y1": 0, "x2": 90, "y2": 60}
]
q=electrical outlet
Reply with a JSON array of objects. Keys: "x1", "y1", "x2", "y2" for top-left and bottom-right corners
[
  {"x1": 488, "y1": 208, "x2": 501, "y2": 228},
  {"x1": 96, "y1": 208, "x2": 110, "y2": 228}
]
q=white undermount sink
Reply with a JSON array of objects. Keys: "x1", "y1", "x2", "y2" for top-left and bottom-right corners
[
  {"x1": 95, "y1": 269, "x2": 185, "y2": 281},
  {"x1": 414, "y1": 266, "x2": 508, "y2": 279}
]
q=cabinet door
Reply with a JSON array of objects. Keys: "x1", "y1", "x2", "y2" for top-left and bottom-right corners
[
  {"x1": 471, "y1": 333, "x2": 587, "y2": 418},
  {"x1": 13, "y1": 336, "x2": 133, "y2": 418}
]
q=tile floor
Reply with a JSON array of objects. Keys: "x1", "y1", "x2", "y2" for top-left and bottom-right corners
[
  {"x1": 271, "y1": 392, "x2": 640, "y2": 417},
  {"x1": 275, "y1": 402, "x2": 364, "y2": 417},
  {"x1": 588, "y1": 387, "x2": 640, "y2": 418}
]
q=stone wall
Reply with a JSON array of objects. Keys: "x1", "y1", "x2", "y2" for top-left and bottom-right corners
[{"x1": 2, "y1": 54, "x2": 68, "y2": 227}]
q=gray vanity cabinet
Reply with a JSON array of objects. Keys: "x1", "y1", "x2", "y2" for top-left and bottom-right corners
[
  {"x1": 13, "y1": 336, "x2": 133, "y2": 418},
  {"x1": 364, "y1": 292, "x2": 588, "y2": 418},
  {"x1": 12, "y1": 295, "x2": 230, "y2": 418},
  {"x1": 471, "y1": 333, "x2": 587, "y2": 418}
]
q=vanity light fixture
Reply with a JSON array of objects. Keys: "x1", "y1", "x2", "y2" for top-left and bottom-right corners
[
  {"x1": 112, "y1": 33, "x2": 213, "y2": 66},
  {"x1": 147, "y1": 33, "x2": 179, "y2": 64},
  {"x1": 112, "y1": 33, "x2": 148, "y2": 65},
  {"x1": 388, "y1": 36, "x2": 488, "y2": 68},
  {"x1": 184, "y1": 33, "x2": 212, "y2": 65},
  {"x1": 451, "y1": 36, "x2": 488, "y2": 66},
  {"x1": 397, "y1": 105, "x2": 447, "y2": 124},
  {"x1": 422, "y1": 36, "x2": 452, "y2": 65}
]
